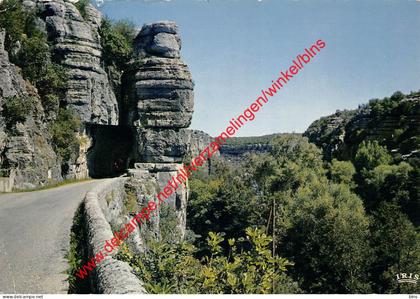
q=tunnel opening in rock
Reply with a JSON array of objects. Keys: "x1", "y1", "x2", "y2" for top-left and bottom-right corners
[{"x1": 86, "y1": 124, "x2": 135, "y2": 178}]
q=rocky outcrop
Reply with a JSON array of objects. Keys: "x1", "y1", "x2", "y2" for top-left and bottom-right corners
[
  {"x1": 216, "y1": 133, "x2": 286, "y2": 163},
  {"x1": 130, "y1": 21, "x2": 194, "y2": 163},
  {"x1": 0, "y1": 30, "x2": 61, "y2": 190},
  {"x1": 28, "y1": 0, "x2": 118, "y2": 125},
  {"x1": 303, "y1": 110, "x2": 356, "y2": 160},
  {"x1": 16, "y1": 0, "x2": 122, "y2": 180},
  {"x1": 187, "y1": 130, "x2": 218, "y2": 158},
  {"x1": 304, "y1": 93, "x2": 420, "y2": 160},
  {"x1": 117, "y1": 21, "x2": 194, "y2": 243},
  {"x1": 127, "y1": 163, "x2": 188, "y2": 244},
  {"x1": 220, "y1": 143, "x2": 272, "y2": 162}
]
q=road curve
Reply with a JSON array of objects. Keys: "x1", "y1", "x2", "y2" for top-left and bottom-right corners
[{"x1": 0, "y1": 180, "x2": 104, "y2": 294}]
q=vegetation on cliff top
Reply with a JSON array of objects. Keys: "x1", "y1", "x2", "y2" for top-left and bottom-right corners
[
  {"x1": 304, "y1": 90, "x2": 420, "y2": 161},
  {"x1": 99, "y1": 17, "x2": 136, "y2": 72},
  {"x1": 74, "y1": 0, "x2": 90, "y2": 20}
]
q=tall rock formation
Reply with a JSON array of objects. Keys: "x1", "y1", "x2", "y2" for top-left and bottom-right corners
[
  {"x1": 0, "y1": 30, "x2": 61, "y2": 190},
  {"x1": 30, "y1": 0, "x2": 119, "y2": 125},
  {"x1": 130, "y1": 21, "x2": 194, "y2": 163},
  {"x1": 125, "y1": 21, "x2": 194, "y2": 240}
]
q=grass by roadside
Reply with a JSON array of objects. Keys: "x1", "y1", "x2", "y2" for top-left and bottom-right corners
[{"x1": 65, "y1": 202, "x2": 91, "y2": 294}]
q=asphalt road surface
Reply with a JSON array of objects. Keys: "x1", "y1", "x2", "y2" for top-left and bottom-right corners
[{"x1": 0, "y1": 180, "x2": 103, "y2": 294}]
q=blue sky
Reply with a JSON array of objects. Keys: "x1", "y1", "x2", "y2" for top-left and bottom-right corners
[{"x1": 99, "y1": 0, "x2": 420, "y2": 136}]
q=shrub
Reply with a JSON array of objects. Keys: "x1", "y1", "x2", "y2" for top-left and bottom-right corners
[
  {"x1": 285, "y1": 182, "x2": 372, "y2": 293},
  {"x1": 18, "y1": 35, "x2": 67, "y2": 114},
  {"x1": 124, "y1": 190, "x2": 138, "y2": 214},
  {"x1": 0, "y1": 0, "x2": 38, "y2": 55},
  {"x1": 3, "y1": 96, "x2": 32, "y2": 130},
  {"x1": 66, "y1": 203, "x2": 90, "y2": 293},
  {"x1": 99, "y1": 17, "x2": 136, "y2": 71},
  {"x1": 369, "y1": 202, "x2": 420, "y2": 293},
  {"x1": 50, "y1": 109, "x2": 81, "y2": 161},
  {"x1": 116, "y1": 227, "x2": 299, "y2": 294},
  {"x1": 74, "y1": 0, "x2": 90, "y2": 20}
]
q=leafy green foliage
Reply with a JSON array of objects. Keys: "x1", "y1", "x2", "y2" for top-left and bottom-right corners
[
  {"x1": 224, "y1": 133, "x2": 287, "y2": 146},
  {"x1": 99, "y1": 17, "x2": 136, "y2": 71},
  {"x1": 17, "y1": 34, "x2": 67, "y2": 115},
  {"x1": 361, "y1": 162, "x2": 413, "y2": 209},
  {"x1": 123, "y1": 190, "x2": 138, "y2": 214},
  {"x1": 117, "y1": 228, "x2": 300, "y2": 294},
  {"x1": 329, "y1": 159, "x2": 356, "y2": 186},
  {"x1": 354, "y1": 140, "x2": 392, "y2": 172},
  {"x1": 369, "y1": 202, "x2": 420, "y2": 293},
  {"x1": 74, "y1": 0, "x2": 90, "y2": 20},
  {"x1": 187, "y1": 160, "x2": 256, "y2": 254},
  {"x1": 0, "y1": 0, "x2": 37, "y2": 54},
  {"x1": 159, "y1": 204, "x2": 185, "y2": 244},
  {"x1": 2, "y1": 96, "x2": 32, "y2": 131},
  {"x1": 187, "y1": 130, "x2": 419, "y2": 294},
  {"x1": 50, "y1": 109, "x2": 81, "y2": 161},
  {"x1": 0, "y1": 0, "x2": 67, "y2": 115},
  {"x1": 353, "y1": 140, "x2": 418, "y2": 220},
  {"x1": 284, "y1": 182, "x2": 372, "y2": 293},
  {"x1": 187, "y1": 135, "x2": 378, "y2": 293},
  {"x1": 368, "y1": 91, "x2": 405, "y2": 119}
]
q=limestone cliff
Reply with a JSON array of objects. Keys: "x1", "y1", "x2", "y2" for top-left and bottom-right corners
[
  {"x1": 187, "y1": 130, "x2": 219, "y2": 158},
  {"x1": 29, "y1": 0, "x2": 118, "y2": 125},
  {"x1": 0, "y1": 4, "x2": 198, "y2": 248},
  {"x1": 0, "y1": 30, "x2": 61, "y2": 190},
  {"x1": 304, "y1": 92, "x2": 420, "y2": 161}
]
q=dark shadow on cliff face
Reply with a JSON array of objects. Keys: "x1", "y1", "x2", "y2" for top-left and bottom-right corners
[{"x1": 86, "y1": 124, "x2": 135, "y2": 178}]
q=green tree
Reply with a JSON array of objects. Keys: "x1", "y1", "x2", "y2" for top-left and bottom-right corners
[
  {"x1": 74, "y1": 0, "x2": 90, "y2": 20},
  {"x1": 361, "y1": 162, "x2": 413, "y2": 211},
  {"x1": 247, "y1": 136, "x2": 328, "y2": 253},
  {"x1": 329, "y1": 159, "x2": 356, "y2": 187},
  {"x1": 187, "y1": 160, "x2": 256, "y2": 254},
  {"x1": 369, "y1": 202, "x2": 420, "y2": 293},
  {"x1": 17, "y1": 35, "x2": 67, "y2": 115},
  {"x1": 284, "y1": 182, "x2": 372, "y2": 293},
  {"x1": 0, "y1": 0, "x2": 37, "y2": 55},
  {"x1": 270, "y1": 135, "x2": 324, "y2": 172},
  {"x1": 354, "y1": 140, "x2": 392, "y2": 172},
  {"x1": 99, "y1": 18, "x2": 136, "y2": 71}
]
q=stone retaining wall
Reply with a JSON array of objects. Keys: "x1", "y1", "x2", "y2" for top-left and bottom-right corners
[{"x1": 82, "y1": 178, "x2": 146, "y2": 294}]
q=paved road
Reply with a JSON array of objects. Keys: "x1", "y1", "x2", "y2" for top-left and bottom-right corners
[{"x1": 0, "y1": 180, "x2": 103, "y2": 294}]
